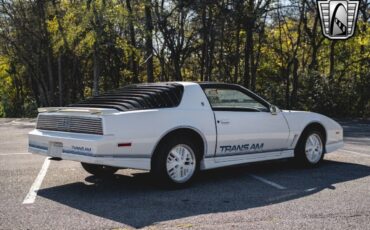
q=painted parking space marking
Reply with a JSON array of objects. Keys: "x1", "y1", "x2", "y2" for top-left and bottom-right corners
[
  {"x1": 249, "y1": 174, "x2": 287, "y2": 190},
  {"x1": 0, "y1": 152, "x2": 31, "y2": 156},
  {"x1": 22, "y1": 157, "x2": 50, "y2": 204},
  {"x1": 340, "y1": 149, "x2": 370, "y2": 158},
  {"x1": 10, "y1": 120, "x2": 36, "y2": 126}
]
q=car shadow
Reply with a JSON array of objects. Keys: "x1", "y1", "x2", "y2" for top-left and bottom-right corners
[{"x1": 38, "y1": 159, "x2": 370, "y2": 228}]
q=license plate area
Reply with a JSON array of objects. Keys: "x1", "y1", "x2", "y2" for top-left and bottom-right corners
[{"x1": 49, "y1": 142, "x2": 63, "y2": 157}]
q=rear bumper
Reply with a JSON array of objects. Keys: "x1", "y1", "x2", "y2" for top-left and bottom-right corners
[{"x1": 28, "y1": 129, "x2": 150, "y2": 170}]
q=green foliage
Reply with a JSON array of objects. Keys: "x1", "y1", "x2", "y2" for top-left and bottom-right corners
[
  {"x1": 0, "y1": 0, "x2": 369, "y2": 118},
  {"x1": 0, "y1": 56, "x2": 38, "y2": 117},
  {"x1": 0, "y1": 57, "x2": 11, "y2": 117}
]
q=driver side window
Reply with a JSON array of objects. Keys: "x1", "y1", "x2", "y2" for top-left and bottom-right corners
[{"x1": 204, "y1": 88, "x2": 267, "y2": 111}]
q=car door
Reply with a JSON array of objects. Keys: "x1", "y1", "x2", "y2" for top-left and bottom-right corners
[{"x1": 202, "y1": 85, "x2": 290, "y2": 157}]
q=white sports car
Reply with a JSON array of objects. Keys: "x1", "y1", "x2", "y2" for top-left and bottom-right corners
[{"x1": 28, "y1": 82, "x2": 343, "y2": 187}]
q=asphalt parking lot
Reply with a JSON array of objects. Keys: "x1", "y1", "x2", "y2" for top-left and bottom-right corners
[{"x1": 0, "y1": 118, "x2": 369, "y2": 229}]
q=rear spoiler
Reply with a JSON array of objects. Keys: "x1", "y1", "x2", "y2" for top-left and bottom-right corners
[{"x1": 37, "y1": 107, "x2": 118, "y2": 115}]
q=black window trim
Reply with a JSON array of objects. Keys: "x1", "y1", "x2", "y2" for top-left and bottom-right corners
[{"x1": 199, "y1": 83, "x2": 271, "y2": 112}]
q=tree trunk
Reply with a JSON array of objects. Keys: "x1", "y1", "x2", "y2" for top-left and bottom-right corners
[
  {"x1": 206, "y1": 6, "x2": 214, "y2": 82},
  {"x1": 145, "y1": 0, "x2": 154, "y2": 82},
  {"x1": 126, "y1": 0, "x2": 139, "y2": 83},
  {"x1": 250, "y1": 39, "x2": 256, "y2": 91},
  {"x1": 234, "y1": 22, "x2": 241, "y2": 83},
  {"x1": 39, "y1": 0, "x2": 54, "y2": 106},
  {"x1": 58, "y1": 55, "x2": 63, "y2": 106},
  {"x1": 329, "y1": 40, "x2": 336, "y2": 82},
  {"x1": 244, "y1": 0, "x2": 256, "y2": 90},
  {"x1": 173, "y1": 57, "x2": 182, "y2": 81},
  {"x1": 93, "y1": 46, "x2": 100, "y2": 96},
  {"x1": 291, "y1": 58, "x2": 299, "y2": 108},
  {"x1": 243, "y1": 20, "x2": 253, "y2": 88},
  {"x1": 358, "y1": 10, "x2": 369, "y2": 117},
  {"x1": 308, "y1": 15, "x2": 320, "y2": 71},
  {"x1": 158, "y1": 48, "x2": 167, "y2": 81},
  {"x1": 200, "y1": 5, "x2": 207, "y2": 82},
  {"x1": 218, "y1": 1, "x2": 225, "y2": 82},
  {"x1": 46, "y1": 52, "x2": 54, "y2": 105},
  {"x1": 310, "y1": 44, "x2": 319, "y2": 71},
  {"x1": 284, "y1": 67, "x2": 290, "y2": 109}
]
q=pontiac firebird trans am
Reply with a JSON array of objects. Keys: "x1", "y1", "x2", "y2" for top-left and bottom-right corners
[{"x1": 28, "y1": 82, "x2": 344, "y2": 187}]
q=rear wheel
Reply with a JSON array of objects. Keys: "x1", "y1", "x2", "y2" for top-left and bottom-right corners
[
  {"x1": 81, "y1": 162, "x2": 118, "y2": 177},
  {"x1": 295, "y1": 130, "x2": 325, "y2": 166},
  {"x1": 151, "y1": 136, "x2": 200, "y2": 188}
]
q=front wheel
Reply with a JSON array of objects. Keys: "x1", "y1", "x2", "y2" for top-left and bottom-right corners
[
  {"x1": 81, "y1": 162, "x2": 118, "y2": 177},
  {"x1": 295, "y1": 130, "x2": 325, "y2": 166},
  {"x1": 151, "y1": 136, "x2": 200, "y2": 188}
]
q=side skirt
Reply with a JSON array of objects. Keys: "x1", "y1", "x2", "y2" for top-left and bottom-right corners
[{"x1": 200, "y1": 150, "x2": 294, "y2": 170}]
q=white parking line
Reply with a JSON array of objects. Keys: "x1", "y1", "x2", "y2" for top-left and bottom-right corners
[
  {"x1": 22, "y1": 157, "x2": 50, "y2": 204},
  {"x1": 0, "y1": 152, "x2": 30, "y2": 156},
  {"x1": 10, "y1": 120, "x2": 36, "y2": 126},
  {"x1": 249, "y1": 174, "x2": 287, "y2": 190},
  {"x1": 340, "y1": 149, "x2": 370, "y2": 158}
]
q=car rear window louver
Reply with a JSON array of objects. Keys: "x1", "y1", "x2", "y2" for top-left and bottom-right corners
[{"x1": 69, "y1": 83, "x2": 184, "y2": 111}]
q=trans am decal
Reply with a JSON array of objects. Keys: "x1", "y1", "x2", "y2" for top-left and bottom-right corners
[
  {"x1": 220, "y1": 143, "x2": 264, "y2": 153},
  {"x1": 71, "y1": 145, "x2": 92, "y2": 152}
]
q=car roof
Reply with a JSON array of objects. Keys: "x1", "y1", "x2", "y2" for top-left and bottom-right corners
[{"x1": 197, "y1": 82, "x2": 241, "y2": 87}]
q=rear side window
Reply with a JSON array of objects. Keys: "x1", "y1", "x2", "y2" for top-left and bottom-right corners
[{"x1": 204, "y1": 88, "x2": 267, "y2": 111}]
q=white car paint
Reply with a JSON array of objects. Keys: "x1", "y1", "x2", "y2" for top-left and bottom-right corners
[
  {"x1": 214, "y1": 111, "x2": 290, "y2": 155},
  {"x1": 28, "y1": 82, "x2": 344, "y2": 170}
]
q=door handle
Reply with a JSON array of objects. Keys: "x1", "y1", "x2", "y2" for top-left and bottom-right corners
[{"x1": 217, "y1": 119, "x2": 230, "y2": 124}]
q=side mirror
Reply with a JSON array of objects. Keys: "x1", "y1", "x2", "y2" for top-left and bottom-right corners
[{"x1": 270, "y1": 105, "x2": 278, "y2": 115}]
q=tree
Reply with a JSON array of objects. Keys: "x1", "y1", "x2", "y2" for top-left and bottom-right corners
[{"x1": 0, "y1": 0, "x2": 369, "y2": 118}]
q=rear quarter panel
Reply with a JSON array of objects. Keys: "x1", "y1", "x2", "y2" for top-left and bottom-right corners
[{"x1": 102, "y1": 83, "x2": 217, "y2": 158}]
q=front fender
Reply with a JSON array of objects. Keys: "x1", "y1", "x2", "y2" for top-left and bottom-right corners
[{"x1": 282, "y1": 110, "x2": 343, "y2": 149}]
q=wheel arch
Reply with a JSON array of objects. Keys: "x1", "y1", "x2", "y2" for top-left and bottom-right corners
[
  {"x1": 150, "y1": 126, "x2": 207, "y2": 167},
  {"x1": 297, "y1": 122, "x2": 327, "y2": 152}
]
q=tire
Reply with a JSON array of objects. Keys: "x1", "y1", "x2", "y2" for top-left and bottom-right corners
[
  {"x1": 81, "y1": 162, "x2": 118, "y2": 177},
  {"x1": 151, "y1": 135, "x2": 201, "y2": 188},
  {"x1": 295, "y1": 129, "x2": 325, "y2": 167}
]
